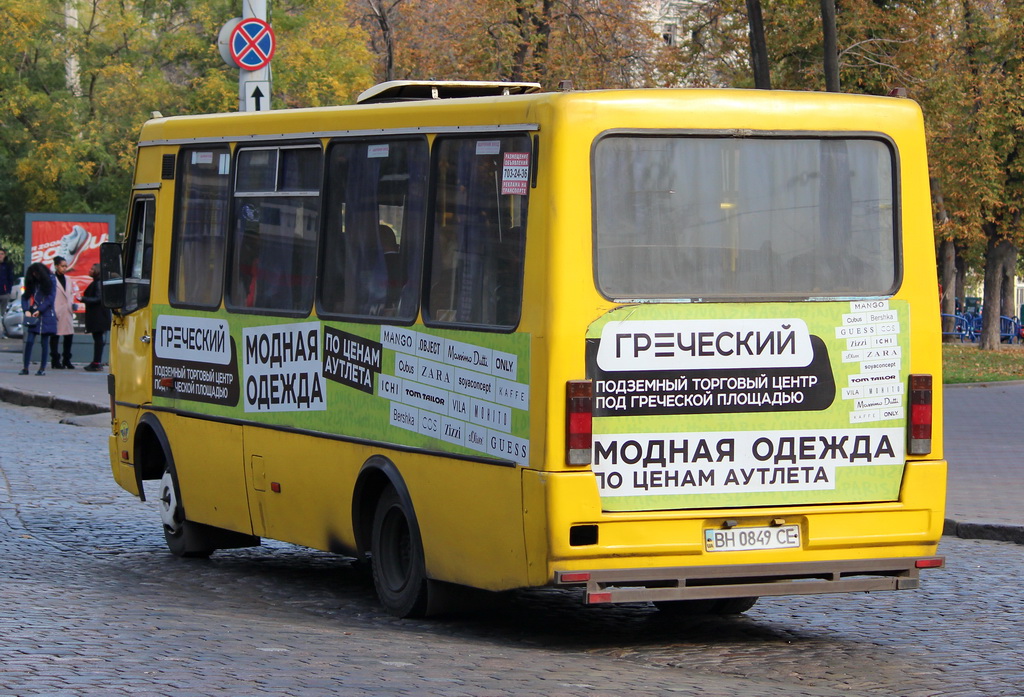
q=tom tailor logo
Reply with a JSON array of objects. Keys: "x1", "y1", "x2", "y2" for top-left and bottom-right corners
[{"x1": 596, "y1": 318, "x2": 814, "y2": 372}]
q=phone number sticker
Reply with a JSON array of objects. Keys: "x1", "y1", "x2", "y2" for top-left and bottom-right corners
[{"x1": 501, "y1": 152, "x2": 530, "y2": 195}]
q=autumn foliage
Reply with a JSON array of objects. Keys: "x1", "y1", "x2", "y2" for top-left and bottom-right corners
[{"x1": 2, "y1": 0, "x2": 1021, "y2": 339}]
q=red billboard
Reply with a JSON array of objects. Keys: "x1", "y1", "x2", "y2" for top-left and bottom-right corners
[{"x1": 25, "y1": 214, "x2": 114, "y2": 306}]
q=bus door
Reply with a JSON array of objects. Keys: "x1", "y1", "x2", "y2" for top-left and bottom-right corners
[{"x1": 115, "y1": 193, "x2": 157, "y2": 408}]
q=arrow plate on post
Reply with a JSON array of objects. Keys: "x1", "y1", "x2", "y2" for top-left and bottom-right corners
[{"x1": 244, "y1": 81, "x2": 271, "y2": 112}]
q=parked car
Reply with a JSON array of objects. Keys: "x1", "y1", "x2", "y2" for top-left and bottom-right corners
[{"x1": 2, "y1": 277, "x2": 24, "y2": 339}]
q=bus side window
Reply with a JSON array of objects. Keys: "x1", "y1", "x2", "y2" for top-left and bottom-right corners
[
  {"x1": 123, "y1": 195, "x2": 155, "y2": 314},
  {"x1": 319, "y1": 138, "x2": 427, "y2": 321},
  {"x1": 426, "y1": 136, "x2": 529, "y2": 330},
  {"x1": 226, "y1": 145, "x2": 322, "y2": 314},
  {"x1": 170, "y1": 148, "x2": 231, "y2": 308}
]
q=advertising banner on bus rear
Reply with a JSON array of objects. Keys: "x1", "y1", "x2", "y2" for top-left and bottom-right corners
[{"x1": 586, "y1": 300, "x2": 909, "y2": 511}]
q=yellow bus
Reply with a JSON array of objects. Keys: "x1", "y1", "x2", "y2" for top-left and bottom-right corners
[{"x1": 101, "y1": 81, "x2": 945, "y2": 618}]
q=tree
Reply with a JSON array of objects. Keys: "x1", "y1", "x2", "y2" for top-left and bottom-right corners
[
  {"x1": 361, "y1": 0, "x2": 404, "y2": 82},
  {"x1": 363, "y1": 0, "x2": 657, "y2": 89},
  {"x1": 273, "y1": 0, "x2": 375, "y2": 107},
  {"x1": 745, "y1": 0, "x2": 771, "y2": 89},
  {"x1": 921, "y1": 0, "x2": 1024, "y2": 349},
  {"x1": 0, "y1": 0, "x2": 374, "y2": 242},
  {"x1": 820, "y1": 0, "x2": 839, "y2": 91}
]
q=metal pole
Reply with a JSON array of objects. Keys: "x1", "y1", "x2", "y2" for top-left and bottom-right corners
[{"x1": 239, "y1": 0, "x2": 271, "y2": 111}]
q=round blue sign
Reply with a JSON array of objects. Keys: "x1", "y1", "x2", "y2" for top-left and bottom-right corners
[{"x1": 229, "y1": 18, "x2": 276, "y2": 71}]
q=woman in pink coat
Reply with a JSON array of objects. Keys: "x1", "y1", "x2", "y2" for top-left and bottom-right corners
[{"x1": 49, "y1": 256, "x2": 79, "y2": 369}]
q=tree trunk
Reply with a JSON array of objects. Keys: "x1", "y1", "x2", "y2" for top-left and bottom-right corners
[
  {"x1": 368, "y1": 0, "x2": 397, "y2": 82},
  {"x1": 820, "y1": 0, "x2": 839, "y2": 92},
  {"x1": 65, "y1": 1, "x2": 82, "y2": 97},
  {"x1": 933, "y1": 177, "x2": 957, "y2": 341},
  {"x1": 955, "y1": 246, "x2": 967, "y2": 313},
  {"x1": 999, "y1": 241, "x2": 1017, "y2": 318},
  {"x1": 939, "y1": 238, "x2": 957, "y2": 342},
  {"x1": 978, "y1": 231, "x2": 1014, "y2": 349},
  {"x1": 745, "y1": 0, "x2": 771, "y2": 89}
]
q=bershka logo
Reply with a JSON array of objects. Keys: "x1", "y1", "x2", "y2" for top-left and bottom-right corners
[{"x1": 596, "y1": 318, "x2": 815, "y2": 372}]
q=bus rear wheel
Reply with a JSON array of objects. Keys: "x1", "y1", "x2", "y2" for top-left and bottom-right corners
[
  {"x1": 158, "y1": 467, "x2": 214, "y2": 559},
  {"x1": 370, "y1": 487, "x2": 429, "y2": 618},
  {"x1": 714, "y1": 596, "x2": 758, "y2": 615},
  {"x1": 654, "y1": 597, "x2": 758, "y2": 616},
  {"x1": 653, "y1": 599, "x2": 719, "y2": 616}
]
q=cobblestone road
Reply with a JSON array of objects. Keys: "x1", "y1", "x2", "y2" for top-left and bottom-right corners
[{"x1": 1, "y1": 403, "x2": 1021, "y2": 696}]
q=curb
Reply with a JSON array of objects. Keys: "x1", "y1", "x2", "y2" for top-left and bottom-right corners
[
  {"x1": 0, "y1": 386, "x2": 107, "y2": 416},
  {"x1": 945, "y1": 380, "x2": 1024, "y2": 388},
  {"x1": 944, "y1": 518, "x2": 1024, "y2": 545}
]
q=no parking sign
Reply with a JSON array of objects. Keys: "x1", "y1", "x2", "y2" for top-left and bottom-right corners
[{"x1": 229, "y1": 17, "x2": 276, "y2": 71}]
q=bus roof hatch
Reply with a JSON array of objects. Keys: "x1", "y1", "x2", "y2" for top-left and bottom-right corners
[{"x1": 357, "y1": 80, "x2": 543, "y2": 104}]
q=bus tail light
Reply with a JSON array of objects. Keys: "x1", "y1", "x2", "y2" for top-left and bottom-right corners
[
  {"x1": 566, "y1": 380, "x2": 592, "y2": 465},
  {"x1": 908, "y1": 374, "x2": 932, "y2": 455},
  {"x1": 558, "y1": 571, "x2": 592, "y2": 583}
]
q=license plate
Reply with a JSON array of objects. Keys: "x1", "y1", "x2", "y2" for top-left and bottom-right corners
[{"x1": 704, "y1": 524, "x2": 801, "y2": 552}]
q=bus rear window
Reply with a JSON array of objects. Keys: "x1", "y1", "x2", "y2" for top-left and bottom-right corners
[{"x1": 593, "y1": 136, "x2": 898, "y2": 300}]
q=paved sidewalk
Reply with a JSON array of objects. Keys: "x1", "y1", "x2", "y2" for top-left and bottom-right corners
[
  {"x1": 0, "y1": 336, "x2": 108, "y2": 416},
  {"x1": 942, "y1": 381, "x2": 1024, "y2": 543},
  {"x1": 0, "y1": 335, "x2": 1021, "y2": 544}
]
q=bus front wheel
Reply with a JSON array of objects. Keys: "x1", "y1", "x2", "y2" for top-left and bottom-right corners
[
  {"x1": 157, "y1": 467, "x2": 214, "y2": 559},
  {"x1": 370, "y1": 487, "x2": 429, "y2": 618}
]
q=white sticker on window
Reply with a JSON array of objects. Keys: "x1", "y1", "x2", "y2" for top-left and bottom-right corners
[
  {"x1": 501, "y1": 152, "x2": 530, "y2": 195},
  {"x1": 476, "y1": 140, "x2": 501, "y2": 155}
]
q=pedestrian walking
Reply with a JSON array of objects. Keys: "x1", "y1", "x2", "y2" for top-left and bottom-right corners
[
  {"x1": 49, "y1": 256, "x2": 79, "y2": 369},
  {"x1": 0, "y1": 247, "x2": 14, "y2": 318},
  {"x1": 20, "y1": 262, "x2": 57, "y2": 376},
  {"x1": 79, "y1": 263, "x2": 111, "y2": 372}
]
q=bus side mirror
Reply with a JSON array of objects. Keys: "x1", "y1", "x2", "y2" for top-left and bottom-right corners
[{"x1": 100, "y1": 241, "x2": 126, "y2": 310}]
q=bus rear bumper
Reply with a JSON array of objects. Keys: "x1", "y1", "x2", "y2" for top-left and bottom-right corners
[{"x1": 555, "y1": 556, "x2": 945, "y2": 605}]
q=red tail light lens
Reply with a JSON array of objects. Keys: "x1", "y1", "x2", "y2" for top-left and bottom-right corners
[
  {"x1": 908, "y1": 374, "x2": 932, "y2": 455},
  {"x1": 566, "y1": 380, "x2": 592, "y2": 465}
]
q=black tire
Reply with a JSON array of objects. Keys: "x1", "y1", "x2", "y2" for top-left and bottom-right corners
[
  {"x1": 157, "y1": 466, "x2": 214, "y2": 559},
  {"x1": 714, "y1": 597, "x2": 758, "y2": 615},
  {"x1": 370, "y1": 487, "x2": 429, "y2": 618}
]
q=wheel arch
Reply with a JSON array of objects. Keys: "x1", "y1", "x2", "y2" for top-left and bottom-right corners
[
  {"x1": 135, "y1": 412, "x2": 174, "y2": 480},
  {"x1": 128, "y1": 412, "x2": 177, "y2": 503},
  {"x1": 352, "y1": 455, "x2": 421, "y2": 561}
]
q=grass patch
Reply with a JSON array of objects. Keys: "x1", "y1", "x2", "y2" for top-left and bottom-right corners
[{"x1": 943, "y1": 343, "x2": 1024, "y2": 383}]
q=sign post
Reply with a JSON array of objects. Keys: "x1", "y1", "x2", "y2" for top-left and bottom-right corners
[{"x1": 218, "y1": 0, "x2": 274, "y2": 112}]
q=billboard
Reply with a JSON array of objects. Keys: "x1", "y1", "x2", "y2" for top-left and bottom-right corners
[{"x1": 24, "y1": 213, "x2": 115, "y2": 314}]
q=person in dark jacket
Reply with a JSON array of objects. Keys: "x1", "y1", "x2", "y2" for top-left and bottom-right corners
[
  {"x1": 79, "y1": 263, "x2": 111, "y2": 371},
  {"x1": 20, "y1": 262, "x2": 57, "y2": 375}
]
